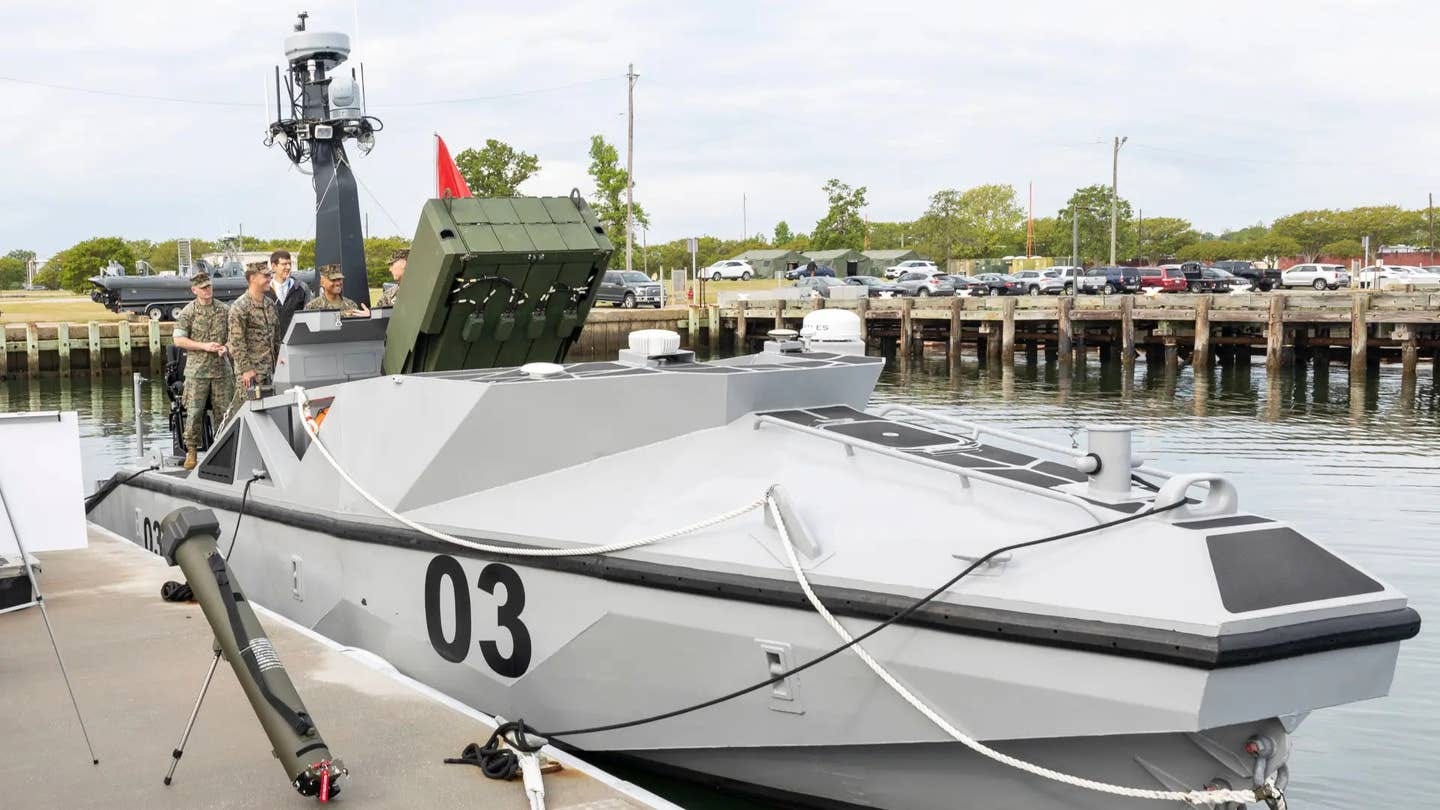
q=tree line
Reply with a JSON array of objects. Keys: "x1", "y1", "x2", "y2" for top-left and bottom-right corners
[{"x1": 9, "y1": 135, "x2": 1436, "y2": 292}]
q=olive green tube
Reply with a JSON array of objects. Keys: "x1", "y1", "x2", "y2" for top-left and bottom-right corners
[{"x1": 159, "y1": 507, "x2": 344, "y2": 797}]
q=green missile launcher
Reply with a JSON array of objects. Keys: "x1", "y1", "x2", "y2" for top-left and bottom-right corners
[{"x1": 382, "y1": 192, "x2": 614, "y2": 374}]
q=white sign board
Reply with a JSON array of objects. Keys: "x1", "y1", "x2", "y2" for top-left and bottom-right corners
[{"x1": 0, "y1": 412, "x2": 87, "y2": 560}]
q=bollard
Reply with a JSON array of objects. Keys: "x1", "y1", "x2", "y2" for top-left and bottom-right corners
[{"x1": 1079, "y1": 426, "x2": 1138, "y2": 499}]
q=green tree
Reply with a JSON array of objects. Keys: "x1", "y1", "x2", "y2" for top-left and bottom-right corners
[
  {"x1": 1135, "y1": 216, "x2": 1197, "y2": 261},
  {"x1": 1060, "y1": 185, "x2": 1133, "y2": 264},
  {"x1": 1029, "y1": 216, "x2": 1071, "y2": 260},
  {"x1": 0, "y1": 249, "x2": 35, "y2": 289},
  {"x1": 140, "y1": 238, "x2": 217, "y2": 274},
  {"x1": 1219, "y1": 223, "x2": 1269, "y2": 243},
  {"x1": 455, "y1": 139, "x2": 541, "y2": 197},
  {"x1": 1270, "y1": 210, "x2": 1343, "y2": 261},
  {"x1": 1241, "y1": 233, "x2": 1300, "y2": 261},
  {"x1": 1318, "y1": 238, "x2": 1363, "y2": 258},
  {"x1": 587, "y1": 135, "x2": 648, "y2": 264},
  {"x1": 865, "y1": 221, "x2": 913, "y2": 251},
  {"x1": 1337, "y1": 205, "x2": 1425, "y2": 248},
  {"x1": 772, "y1": 221, "x2": 793, "y2": 244},
  {"x1": 955, "y1": 183, "x2": 1024, "y2": 257},
  {"x1": 363, "y1": 235, "x2": 411, "y2": 286},
  {"x1": 40, "y1": 237, "x2": 136, "y2": 292},
  {"x1": 914, "y1": 189, "x2": 966, "y2": 263},
  {"x1": 810, "y1": 178, "x2": 868, "y2": 250},
  {"x1": 1175, "y1": 240, "x2": 1241, "y2": 263}
]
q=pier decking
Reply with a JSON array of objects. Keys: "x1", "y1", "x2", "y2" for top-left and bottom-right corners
[{"x1": 0, "y1": 528, "x2": 676, "y2": 810}]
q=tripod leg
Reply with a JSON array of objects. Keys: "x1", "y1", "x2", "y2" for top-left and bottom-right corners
[
  {"x1": 33, "y1": 593, "x2": 101, "y2": 765},
  {"x1": 164, "y1": 650, "x2": 222, "y2": 786}
]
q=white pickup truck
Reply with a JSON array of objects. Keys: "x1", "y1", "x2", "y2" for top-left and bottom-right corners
[{"x1": 1278, "y1": 263, "x2": 1350, "y2": 291}]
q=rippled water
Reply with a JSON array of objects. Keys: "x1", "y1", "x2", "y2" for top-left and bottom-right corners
[{"x1": 4, "y1": 354, "x2": 1435, "y2": 809}]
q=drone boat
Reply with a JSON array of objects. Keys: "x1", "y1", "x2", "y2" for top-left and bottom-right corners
[{"x1": 87, "y1": 16, "x2": 1419, "y2": 810}]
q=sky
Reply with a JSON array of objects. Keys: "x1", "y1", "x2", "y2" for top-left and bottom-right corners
[{"x1": 3, "y1": 0, "x2": 1440, "y2": 258}]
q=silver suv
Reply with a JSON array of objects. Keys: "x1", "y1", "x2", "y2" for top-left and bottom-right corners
[{"x1": 1013, "y1": 268, "x2": 1067, "y2": 295}]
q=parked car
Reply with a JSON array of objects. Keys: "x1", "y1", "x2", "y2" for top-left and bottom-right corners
[
  {"x1": 1138, "y1": 266, "x2": 1188, "y2": 293},
  {"x1": 1075, "y1": 266, "x2": 1142, "y2": 294},
  {"x1": 794, "y1": 276, "x2": 849, "y2": 298},
  {"x1": 1279, "y1": 263, "x2": 1350, "y2": 290},
  {"x1": 1212, "y1": 260, "x2": 1281, "y2": 291},
  {"x1": 597, "y1": 270, "x2": 664, "y2": 308},
  {"x1": 1204, "y1": 268, "x2": 1251, "y2": 292},
  {"x1": 1012, "y1": 269, "x2": 1067, "y2": 295},
  {"x1": 785, "y1": 263, "x2": 836, "y2": 280},
  {"x1": 894, "y1": 270, "x2": 958, "y2": 296},
  {"x1": 1356, "y1": 265, "x2": 1440, "y2": 290},
  {"x1": 843, "y1": 275, "x2": 901, "y2": 297},
  {"x1": 972, "y1": 273, "x2": 1025, "y2": 295},
  {"x1": 1041, "y1": 266, "x2": 1086, "y2": 293},
  {"x1": 702, "y1": 259, "x2": 754, "y2": 280},
  {"x1": 1173, "y1": 262, "x2": 1221, "y2": 293},
  {"x1": 883, "y1": 259, "x2": 939, "y2": 279}
]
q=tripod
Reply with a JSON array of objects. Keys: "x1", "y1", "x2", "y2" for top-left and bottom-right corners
[
  {"x1": 0, "y1": 481, "x2": 100, "y2": 765},
  {"x1": 163, "y1": 648, "x2": 221, "y2": 786}
]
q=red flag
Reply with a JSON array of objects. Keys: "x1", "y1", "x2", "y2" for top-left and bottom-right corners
[{"x1": 435, "y1": 134, "x2": 472, "y2": 199}]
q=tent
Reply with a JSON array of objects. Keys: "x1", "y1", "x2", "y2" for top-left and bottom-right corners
[
  {"x1": 731, "y1": 249, "x2": 805, "y2": 279},
  {"x1": 802, "y1": 249, "x2": 870, "y2": 277}
]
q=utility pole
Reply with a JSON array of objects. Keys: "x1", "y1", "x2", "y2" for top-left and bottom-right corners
[
  {"x1": 1071, "y1": 204, "x2": 1079, "y2": 268},
  {"x1": 1026, "y1": 181, "x2": 1034, "y2": 258},
  {"x1": 1429, "y1": 192, "x2": 1435, "y2": 265},
  {"x1": 1110, "y1": 135, "x2": 1127, "y2": 265},
  {"x1": 742, "y1": 192, "x2": 747, "y2": 241},
  {"x1": 625, "y1": 63, "x2": 637, "y2": 272},
  {"x1": 1137, "y1": 208, "x2": 1143, "y2": 264}
]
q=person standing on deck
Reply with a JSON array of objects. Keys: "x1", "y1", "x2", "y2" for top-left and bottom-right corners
[
  {"x1": 224, "y1": 265, "x2": 279, "y2": 421},
  {"x1": 375, "y1": 249, "x2": 408, "y2": 308},
  {"x1": 304, "y1": 265, "x2": 369, "y2": 315},
  {"x1": 264, "y1": 249, "x2": 309, "y2": 339},
  {"x1": 172, "y1": 271, "x2": 232, "y2": 470}
]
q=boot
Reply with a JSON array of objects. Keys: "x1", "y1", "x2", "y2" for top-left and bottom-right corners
[{"x1": 183, "y1": 449, "x2": 197, "y2": 470}]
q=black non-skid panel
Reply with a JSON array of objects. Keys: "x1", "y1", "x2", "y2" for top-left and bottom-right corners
[
  {"x1": 987, "y1": 467, "x2": 1074, "y2": 489},
  {"x1": 1178, "y1": 514, "x2": 1272, "y2": 530},
  {"x1": 122, "y1": 474, "x2": 1421, "y2": 670},
  {"x1": 823, "y1": 421, "x2": 955, "y2": 448},
  {"x1": 807, "y1": 405, "x2": 872, "y2": 420},
  {"x1": 1209, "y1": 527, "x2": 1385, "y2": 612}
]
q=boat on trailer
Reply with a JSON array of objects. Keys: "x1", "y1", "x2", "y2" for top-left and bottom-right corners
[{"x1": 88, "y1": 16, "x2": 1419, "y2": 810}]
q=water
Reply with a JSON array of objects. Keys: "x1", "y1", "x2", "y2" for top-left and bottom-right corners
[{"x1": 6, "y1": 356, "x2": 1436, "y2": 809}]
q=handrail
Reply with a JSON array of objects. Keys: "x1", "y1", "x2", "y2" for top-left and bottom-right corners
[{"x1": 753, "y1": 415, "x2": 1110, "y2": 524}]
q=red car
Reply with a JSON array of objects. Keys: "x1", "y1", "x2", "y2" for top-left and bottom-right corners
[{"x1": 1138, "y1": 266, "x2": 1188, "y2": 293}]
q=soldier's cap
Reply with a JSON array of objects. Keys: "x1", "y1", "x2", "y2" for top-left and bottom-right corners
[
  {"x1": 244, "y1": 264, "x2": 271, "y2": 279},
  {"x1": 390, "y1": 248, "x2": 410, "y2": 263},
  {"x1": 319, "y1": 264, "x2": 344, "y2": 281},
  {"x1": 189, "y1": 271, "x2": 212, "y2": 288}
]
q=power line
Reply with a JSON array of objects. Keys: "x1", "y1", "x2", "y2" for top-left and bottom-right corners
[{"x1": 0, "y1": 73, "x2": 622, "y2": 110}]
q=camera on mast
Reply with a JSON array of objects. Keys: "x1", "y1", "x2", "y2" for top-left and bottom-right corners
[{"x1": 265, "y1": 14, "x2": 378, "y2": 165}]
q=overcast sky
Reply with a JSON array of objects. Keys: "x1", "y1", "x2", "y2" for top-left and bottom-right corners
[{"x1": 3, "y1": 0, "x2": 1439, "y2": 257}]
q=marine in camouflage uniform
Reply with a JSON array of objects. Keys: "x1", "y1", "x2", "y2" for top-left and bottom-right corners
[
  {"x1": 375, "y1": 248, "x2": 408, "y2": 308},
  {"x1": 224, "y1": 273, "x2": 280, "y2": 422},
  {"x1": 172, "y1": 273, "x2": 233, "y2": 462},
  {"x1": 305, "y1": 264, "x2": 364, "y2": 312}
]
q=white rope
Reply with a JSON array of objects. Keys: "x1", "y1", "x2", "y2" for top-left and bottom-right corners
[
  {"x1": 765, "y1": 496, "x2": 1279, "y2": 807},
  {"x1": 292, "y1": 387, "x2": 763, "y2": 557}
]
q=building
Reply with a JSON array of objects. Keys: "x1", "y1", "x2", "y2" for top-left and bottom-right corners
[
  {"x1": 802, "y1": 248, "x2": 870, "y2": 277},
  {"x1": 863, "y1": 249, "x2": 922, "y2": 274},
  {"x1": 731, "y1": 249, "x2": 805, "y2": 279}
]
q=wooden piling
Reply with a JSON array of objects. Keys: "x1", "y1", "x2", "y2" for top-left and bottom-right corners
[
  {"x1": 25, "y1": 323, "x2": 40, "y2": 375},
  {"x1": 1266, "y1": 295, "x2": 1286, "y2": 370},
  {"x1": 57, "y1": 324, "x2": 71, "y2": 375},
  {"x1": 687, "y1": 306, "x2": 699, "y2": 344},
  {"x1": 88, "y1": 321, "x2": 102, "y2": 374},
  {"x1": 1399, "y1": 325, "x2": 1418, "y2": 382},
  {"x1": 900, "y1": 298, "x2": 914, "y2": 357},
  {"x1": 948, "y1": 297, "x2": 962, "y2": 357},
  {"x1": 118, "y1": 321, "x2": 133, "y2": 373},
  {"x1": 1001, "y1": 298, "x2": 1017, "y2": 363},
  {"x1": 1164, "y1": 337, "x2": 1179, "y2": 375},
  {"x1": 0, "y1": 326, "x2": 9, "y2": 377},
  {"x1": 1057, "y1": 297, "x2": 1073, "y2": 358},
  {"x1": 148, "y1": 318, "x2": 162, "y2": 371},
  {"x1": 734, "y1": 301, "x2": 748, "y2": 349},
  {"x1": 985, "y1": 324, "x2": 1002, "y2": 365},
  {"x1": 1193, "y1": 296, "x2": 1211, "y2": 366},
  {"x1": 774, "y1": 298, "x2": 786, "y2": 331},
  {"x1": 855, "y1": 297, "x2": 869, "y2": 342},
  {"x1": 1350, "y1": 294, "x2": 1368, "y2": 379},
  {"x1": 1119, "y1": 295, "x2": 1135, "y2": 366},
  {"x1": 707, "y1": 305, "x2": 719, "y2": 349}
]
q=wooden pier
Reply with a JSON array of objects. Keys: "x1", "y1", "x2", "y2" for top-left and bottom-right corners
[
  {"x1": 691, "y1": 291, "x2": 1440, "y2": 382},
  {"x1": 1, "y1": 320, "x2": 172, "y2": 378}
]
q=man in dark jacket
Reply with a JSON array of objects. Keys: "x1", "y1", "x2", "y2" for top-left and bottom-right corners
[{"x1": 264, "y1": 249, "x2": 310, "y2": 339}]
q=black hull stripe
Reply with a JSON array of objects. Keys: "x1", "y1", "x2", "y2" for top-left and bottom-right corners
[{"x1": 118, "y1": 474, "x2": 1421, "y2": 671}]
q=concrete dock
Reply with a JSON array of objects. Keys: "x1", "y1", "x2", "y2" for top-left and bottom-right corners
[{"x1": 0, "y1": 528, "x2": 677, "y2": 810}]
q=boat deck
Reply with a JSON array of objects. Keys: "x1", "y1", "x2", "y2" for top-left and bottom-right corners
[{"x1": 0, "y1": 527, "x2": 675, "y2": 810}]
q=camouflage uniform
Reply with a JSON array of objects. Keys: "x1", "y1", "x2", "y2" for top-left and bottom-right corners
[
  {"x1": 304, "y1": 293, "x2": 362, "y2": 311},
  {"x1": 173, "y1": 298, "x2": 233, "y2": 451},
  {"x1": 375, "y1": 282, "x2": 399, "y2": 308},
  {"x1": 224, "y1": 292, "x2": 279, "y2": 420}
]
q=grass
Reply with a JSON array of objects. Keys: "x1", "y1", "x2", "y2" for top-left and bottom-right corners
[
  {"x1": 0, "y1": 297, "x2": 128, "y2": 324},
  {"x1": 688, "y1": 278, "x2": 793, "y2": 306}
]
